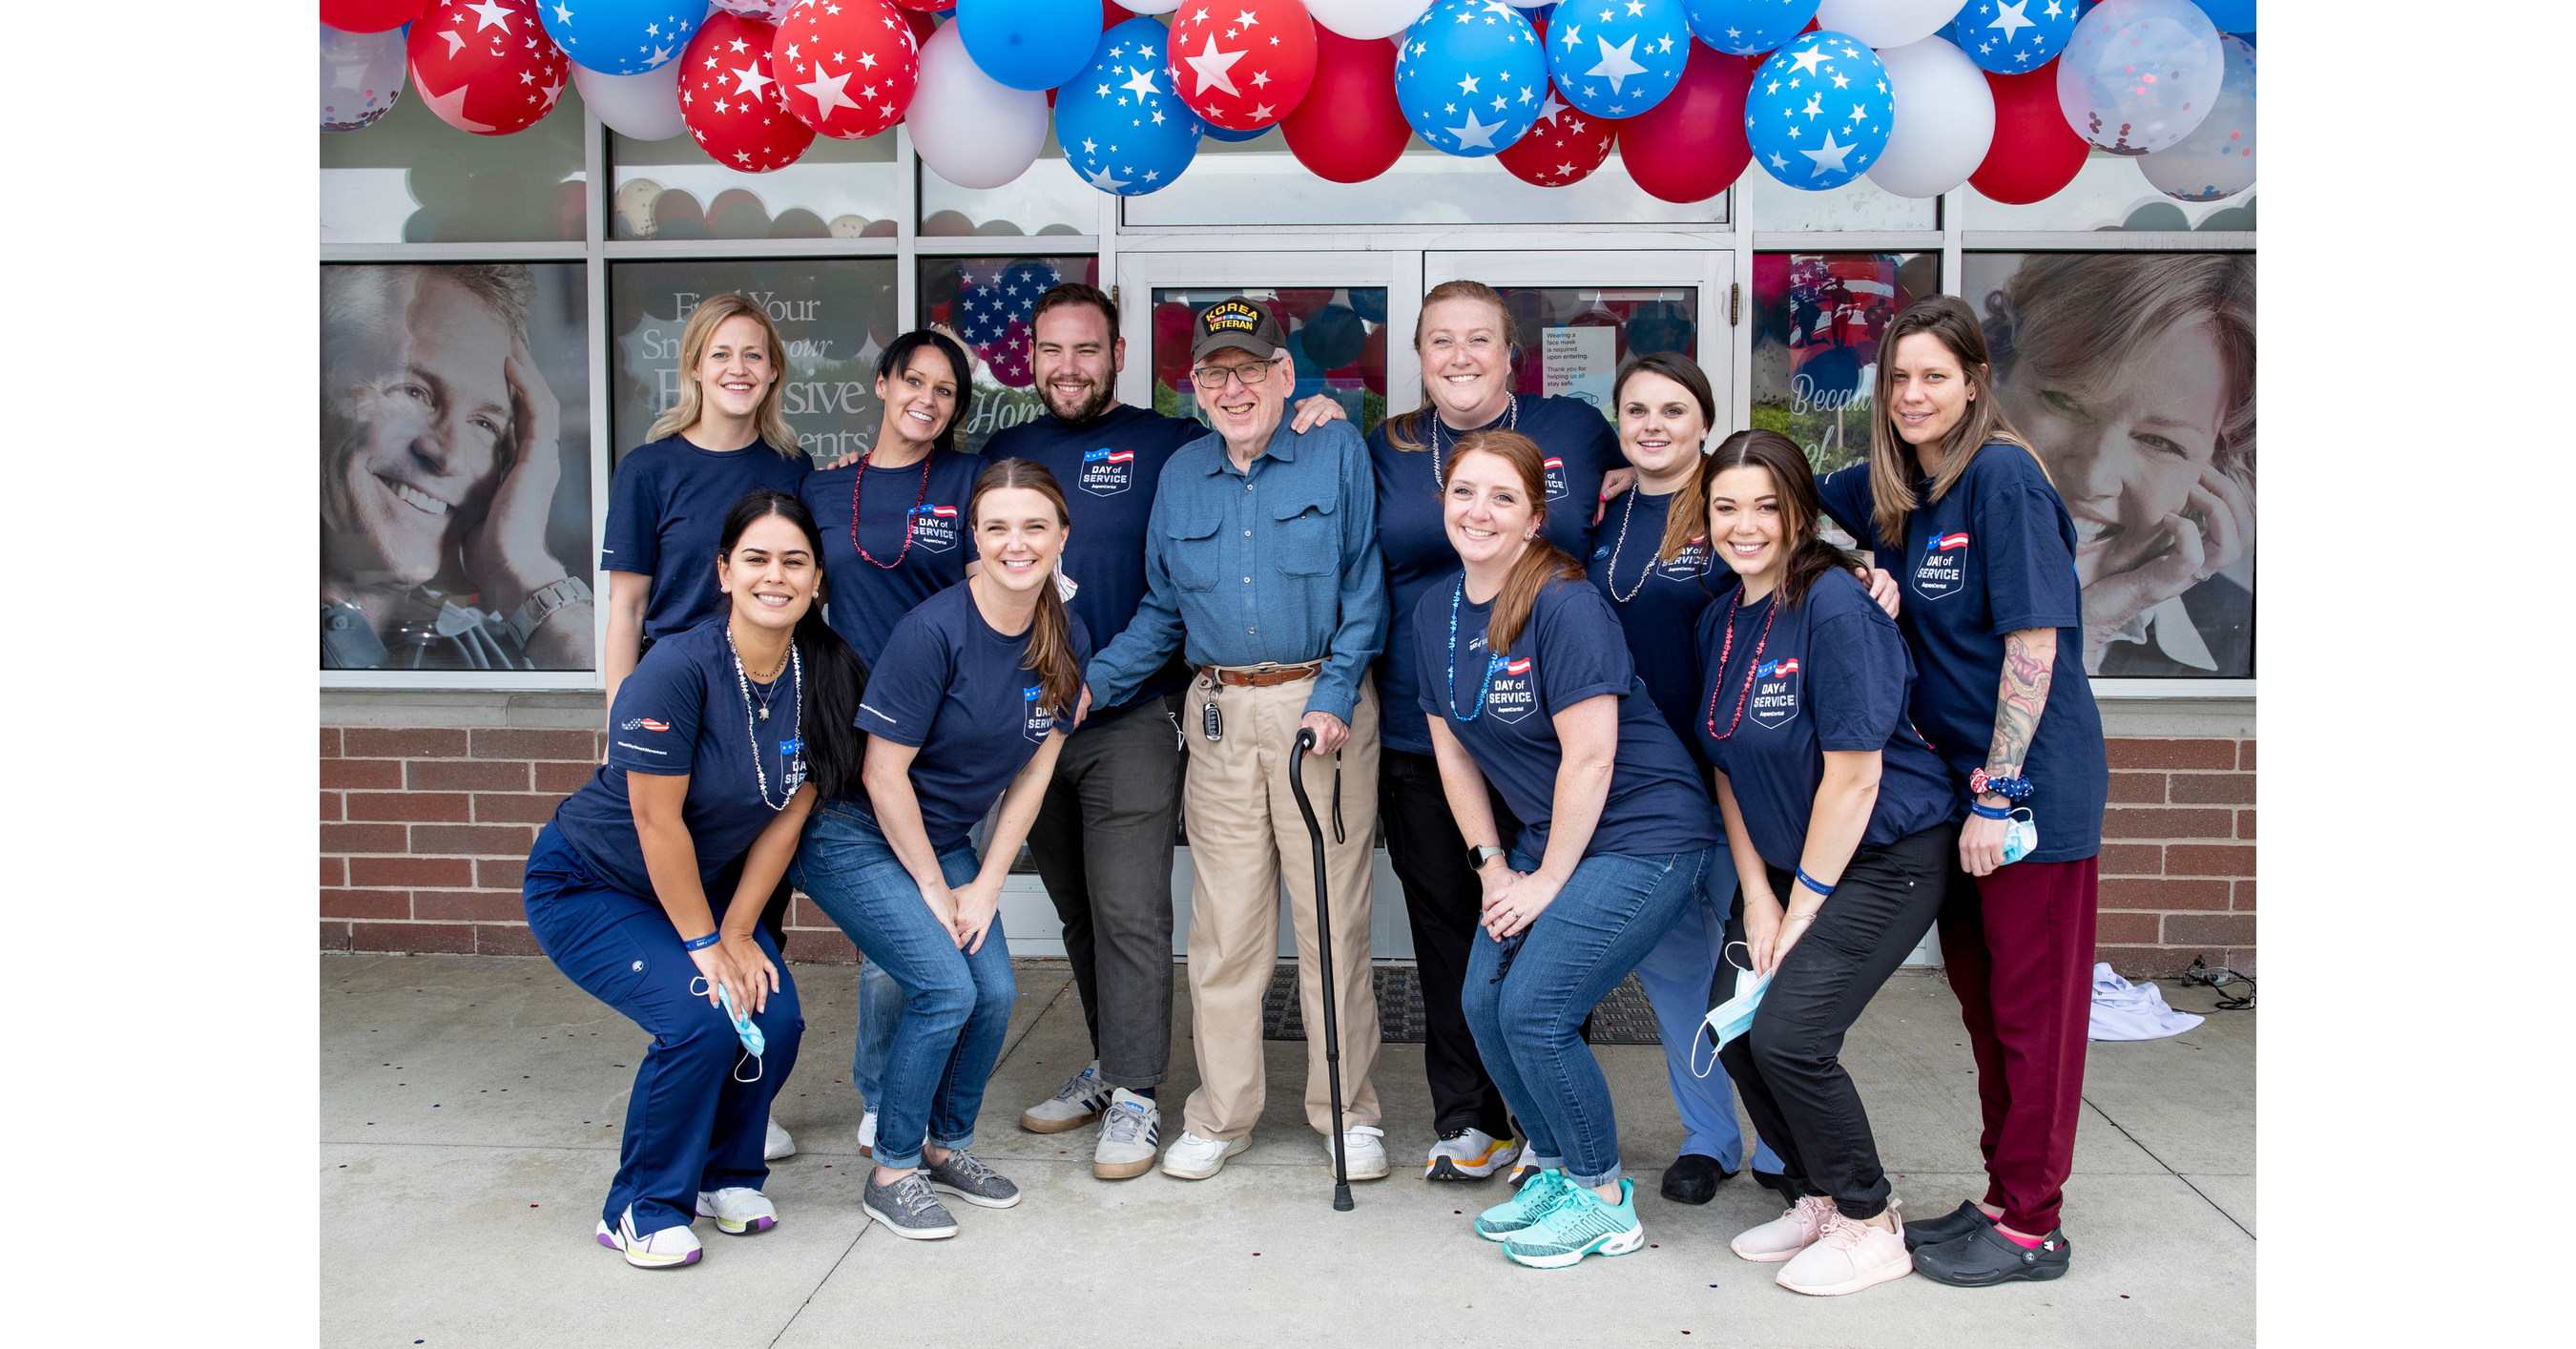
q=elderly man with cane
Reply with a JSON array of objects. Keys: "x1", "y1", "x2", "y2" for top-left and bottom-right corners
[{"x1": 1085, "y1": 297, "x2": 1391, "y2": 1185}]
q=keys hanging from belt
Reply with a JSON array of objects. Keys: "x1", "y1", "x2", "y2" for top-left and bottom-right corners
[{"x1": 1196, "y1": 666, "x2": 1344, "y2": 843}]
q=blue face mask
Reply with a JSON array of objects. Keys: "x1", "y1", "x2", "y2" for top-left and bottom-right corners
[
  {"x1": 2001, "y1": 808, "x2": 2039, "y2": 866},
  {"x1": 692, "y1": 977, "x2": 766, "y2": 1081},
  {"x1": 1689, "y1": 953, "x2": 1771, "y2": 1079}
]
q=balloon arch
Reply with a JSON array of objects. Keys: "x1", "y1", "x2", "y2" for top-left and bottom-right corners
[{"x1": 322, "y1": 0, "x2": 2254, "y2": 210}]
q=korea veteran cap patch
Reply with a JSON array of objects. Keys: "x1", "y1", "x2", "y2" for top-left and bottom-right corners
[{"x1": 1191, "y1": 297, "x2": 1286, "y2": 363}]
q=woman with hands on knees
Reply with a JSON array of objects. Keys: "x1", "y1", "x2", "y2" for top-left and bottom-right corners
[
  {"x1": 789, "y1": 459, "x2": 1091, "y2": 1242},
  {"x1": 525, "y1": 489, "x2": 865, "y2": 1269},
  {"x1": 1686, "y1": 431, "x2": 1960, "y2": 1297},
  {"x1": 1417, "y1": 430, "x2": 1719, "y2": 1271}
]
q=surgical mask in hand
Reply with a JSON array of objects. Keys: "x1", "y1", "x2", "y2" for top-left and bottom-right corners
[
  {"x1": 693, "y1": 977, "x2": 767, "y2": 1080},
  {"x1": 1689, "y1": 972, "x2": 1771, "y2": 1079},
  {"x1": 2002, "y1": 808, "x2": 2038, "y2": 866}
]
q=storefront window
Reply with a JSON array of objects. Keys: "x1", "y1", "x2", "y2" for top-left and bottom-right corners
[
  {"x1": 1488, "y1": 286, "x2": 1698, "y2": 425},
  {"x1": 1750, "y1": 253, "x2": 1938, "y2": 477},
  {"x1": 920, "y1": 132, "x2": 1096, "y2": 238},
  {"x1": 917, "y1": 255, "x2": 1102, "y2": 454},
  {"x1": 611, "y1": 132, "x2": 903, "y2": 240},
  {"x1": 1734, "y1": 169, "x2": 1937, "y2": 233},
  {"x1": 1963, "y1": 155, "x2": 2254, "y2": 232},
  {"x1": 1151, "y1": 286, "x2": 1391, "y2": 436},
  {"x1": 610, "y1": 259, "x2": 899, "y2": 465},
  {"x1": 1125, "y1": 131, "x2": 1728, "y2": 228},
  {"x1": 322, "y1": 262, "x2": 595, "y2": 671},
  {"x1": 321, "y1": 85, "x2": 587, "y2": 244}
]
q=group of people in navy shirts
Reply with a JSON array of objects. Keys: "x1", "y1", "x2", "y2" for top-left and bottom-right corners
[{"x1": 522, "y1": 276, "x2": 2109, "y2": 1297}]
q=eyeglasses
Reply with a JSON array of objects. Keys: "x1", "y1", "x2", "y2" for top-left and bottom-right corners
[{"x1": 1190, "y1": 357, "x2": 1279, "y2": 391}]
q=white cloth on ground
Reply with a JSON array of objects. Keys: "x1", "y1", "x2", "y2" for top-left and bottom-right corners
[{"x1": 2087, "y1": 962, "x2": 2207, "y2": 1041}]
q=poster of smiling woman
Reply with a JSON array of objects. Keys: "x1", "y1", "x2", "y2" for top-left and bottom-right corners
[{"x1": 321, "y1": 263, "x2": 594, "y2": 671}]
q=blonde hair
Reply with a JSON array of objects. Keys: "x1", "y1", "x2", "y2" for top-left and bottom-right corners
[
  {"x1": 647, "y1": 292, "x2": 800, "y2": 457},
  {"x1": 1386, "y1": 280, "x2": 1518, "y2": 454},
  {"x1": 1865, "y1": 296, "x2": 2034, "y2": 550}
]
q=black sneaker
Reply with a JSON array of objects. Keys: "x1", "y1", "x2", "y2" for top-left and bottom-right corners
[
  {"x1": 1903, "y1": 1199, "x2": 1997, "y2": 1252},
  {"x1": 1913, "y1": 1221, "x2": 2072, "y2": 1285},
  {"x1": 1658, "y1": 1152, "x2": 1735, "y2": 1205}
]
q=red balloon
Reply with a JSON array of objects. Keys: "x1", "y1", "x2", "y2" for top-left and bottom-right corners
[
  {"x1": 405, "y1": 1, "x2": 569, "y2": 135},
  {"x1": 1615, "y1": 44, "x2": 1752, "y2": 205},
  {"x1": 681, "y1": 11, "x2": 815, "y2": 172},
  {"x1": 1498, "y1": 85, "x2": 1616, "y2": 187},
  {"x1": 903, "y1": 9, "x2": 938, "y2": 45},
  {"x1": 323, "y1": 0, "x2": 426, "y2": 33},
  {"x1": 773, "y1": 0, "x2": 919, "y2": 139},
  {"x1": 1280, "y1": 29, "x2": 1407, "y2": 184},
  {"x1": 1166, "y1": 0, "x2": 1317, "y2": 131},
  {"x1": 1153, "y1": 302, "x2": 1196, "y2": 387},
  {"x1": 1971, "y1": 65, "x2": 2088, "y2": 206},
  {"x1": 890, "y1": 0, "x2": 946, "y2": 10},
  {"x1": 1271, "y1": 289, "x2": 1333, "y2": 322}
]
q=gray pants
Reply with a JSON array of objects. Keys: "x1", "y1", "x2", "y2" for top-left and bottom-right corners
[{"x1": 1021, "y1": 692, "x2": 1185, "y2": 1090}]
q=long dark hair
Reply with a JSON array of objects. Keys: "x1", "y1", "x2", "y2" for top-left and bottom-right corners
[
  {"x1": 1699, "y1": 430, "x2": 1859, "y2": 608},
  {"x1": 1614, "y1": 351, "x2": 1720, "y2": 564},
  {"x1": 966, "y1": 459, "x2": 1083, "y2": 718},
  {"x1": 1867, "y1": 295, "x2": 2032, "y2": 550},
  {"x1": 717, "y1": 489, "x2": 868, "y2": 802},
  {"x1": 875, "y1": 328, "x2": 976, "y2": 456},
  {"x1": 1448, "y1": 429, "x2": 1585, "y2": 654}
]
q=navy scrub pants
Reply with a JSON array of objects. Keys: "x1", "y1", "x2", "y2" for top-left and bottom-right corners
[{"x1": 524, "y1": 823, "x2": 804, "y2": 1237}]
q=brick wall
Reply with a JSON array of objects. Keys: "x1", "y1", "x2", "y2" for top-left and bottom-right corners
[{"x1": 322, "y1": 724, "x2": 2254, "y2": 976}]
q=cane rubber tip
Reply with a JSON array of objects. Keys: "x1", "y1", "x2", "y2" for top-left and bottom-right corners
[{"x1": 1333, "y1": 1187, "x2": 1354, "y2": 1212}]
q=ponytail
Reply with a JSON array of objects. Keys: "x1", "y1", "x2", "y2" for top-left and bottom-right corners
[{"x1": 966, "y1": 459, "x2": 1084, "y2": 718}]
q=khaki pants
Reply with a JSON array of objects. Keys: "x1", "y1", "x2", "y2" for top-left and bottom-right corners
[{"x1": 1179, "y1": 674, "x2": 1381, "y2": 1140}]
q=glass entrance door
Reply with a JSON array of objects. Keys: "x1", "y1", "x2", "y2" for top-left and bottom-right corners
[
  {"x1": 1112, "y1": 251, "x2": 1401, "y2": 438},
  {"x1": 1423, "y1": 250, "x2": 1737, "y2": 436}
]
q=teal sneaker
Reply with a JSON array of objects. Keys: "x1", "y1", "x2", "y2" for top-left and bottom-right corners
[
  {"x1": 1474, "y1": 1168, "x2": 1572, "y2": 1243},
  {"x1": 1504, "y1": 1177, "x2": 1647, "y2": 1269}
]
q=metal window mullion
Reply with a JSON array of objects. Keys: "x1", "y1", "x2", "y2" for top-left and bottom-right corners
[
  {"x1": 896, "y1": 124, "x2": 919, "y2": 332},
  {"x1": 1940, "y1": 186, "x2": 1964, "y2": 300},
  {"x1": 585, "y1": 100, "x2": 612, "y2": 691}
]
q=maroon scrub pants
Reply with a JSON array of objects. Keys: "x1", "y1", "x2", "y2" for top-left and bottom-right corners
[{"x1": 1938, "y1": 854, "x2": 2099, "y2": 1235}]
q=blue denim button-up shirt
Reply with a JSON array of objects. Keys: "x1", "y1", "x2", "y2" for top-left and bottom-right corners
[{"x1": 1086, "y1": 416, "x2": 1387, "y2": 722}]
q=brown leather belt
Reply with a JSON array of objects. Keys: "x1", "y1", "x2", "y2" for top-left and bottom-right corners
[{"x1": 1205, "y1": 661, "x2": 1323, "y2": 688}]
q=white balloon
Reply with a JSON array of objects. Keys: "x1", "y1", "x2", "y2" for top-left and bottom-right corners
[
  {"x1": 1815, "y1": 0, "x2": 1956, "y2": 50},
  {"x1": 709, "y1": 0, "x2": 796, "y2": 19},
  {"x1": 320, "y1": 23, "x2": 405, "y2": 133},
  {"x1": 574, "y1": 60, "x2": 688, "y2": 142},
  {"x1": 908, "y1": 23, "x2": 1049, "y2": 191},
  {"x1": 1307, "y1": 0, "x2": 1433, "y2": 40},
  {"x1": 1865, "y1": 36, "x2": 1995, "y2": 198},
  {"x1": 1128, "y1": 0, "x2": 1184, "y2": 11},
  {"x1": 2139, "y1": 35, "x2": 2255, "y2": 202}
]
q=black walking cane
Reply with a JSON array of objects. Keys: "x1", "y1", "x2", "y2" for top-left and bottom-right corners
[{"x1": 1288, "y1": 725, "x2": 1354, "y2": 1212}]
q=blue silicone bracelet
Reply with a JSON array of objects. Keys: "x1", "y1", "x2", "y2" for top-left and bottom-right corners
[
  {"x1": 1969, "y1": 799, "x2": 2014, "y2": 820},
  {"x1": 681, "y1": 931, "x2": 723, "y2": 952},
  {"x1": 1794, "y1": 866, "x2": 1836, "y2": 898}
]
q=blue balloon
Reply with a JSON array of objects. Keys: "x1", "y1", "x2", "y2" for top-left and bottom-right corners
[
  {"x1": 1347, "y1": 289, "x2": 1388, "y2": 325},
  {"x1": 1545, "y1": 0, "x2": 1691, "y2": 119},
  {"x1": 2194, "y1": 0, "x2": 2254, "y2": 31},
  {"x1": 1057, "y1": 19, "x2": 1206, "y2": 197},
  {"x1": 1394, "y1": 0, "x2": 1550, "y2": 158},
  {"x1": 539, "y1": 1, "x2": 699, "y2": 76},
  {"x1": 956, "y1": 0, "x2": 1101, "y2": 93},
  {"x1": 1746, "y1": 31, "x2": 1893, "y2": 191},
  {"x1": 1199, "y1": 122, "x2": 1274, "y2": 143},
  {"x1": 1681, "y1": 0, "x2": 1820, "y2": 57},
  {"x1": 957, "y1": 283, "x2": 1013, "y2": 348},
  {"x1": 997, "y1": 259, "x2": 1063, "y2": 318},
  {"x1": 1300, "y1": 304, "x2": 1367, "y2": 370},
  {"x1": 1946, "y1": 0, "x2": 2080, "y2": 74}
]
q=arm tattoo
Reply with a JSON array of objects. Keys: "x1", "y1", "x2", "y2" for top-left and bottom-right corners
[{"x1": 1985, "y1": 628, "x2": 2056, "y2": 781}]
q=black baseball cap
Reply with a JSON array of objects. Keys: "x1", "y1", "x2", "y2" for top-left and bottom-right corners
[{"x1": 1191, "y1": 297, "x2": 1286, "y2": 363}]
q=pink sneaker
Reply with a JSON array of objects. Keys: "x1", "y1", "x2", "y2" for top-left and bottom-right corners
[
  {"x1": 1776, "y1": 1207, "x2": 1913, "y2": 1297},
  {"x1": 1730, "y1": 1194, "x2": 1838, "y2": 1263}
]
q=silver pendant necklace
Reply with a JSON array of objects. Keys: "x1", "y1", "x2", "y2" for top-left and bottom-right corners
[
  {"x1": 1429, "y1": 394, "x2": 1518, "y2": 489},
  {"x1": 726, "y1": 629, "x2": 803, "y2": 811},
  {"x1": 1602, "y1": 488, "x2": 1651, "y2": 603}
]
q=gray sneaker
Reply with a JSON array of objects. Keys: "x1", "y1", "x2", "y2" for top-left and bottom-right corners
[
  {"x1": 1021, "y1": 1061, "x2": 1112, "y2": 1133},
  {"x1": 1092, "y1": 1089, "x2": 1160, "y2": 1180},
  {"x1": 924, "y1": 1147, "x2": 1023, "y2": 1209},
  {"x1": 862, "y1": 1171, "x2": 958, "y2": 1240}
]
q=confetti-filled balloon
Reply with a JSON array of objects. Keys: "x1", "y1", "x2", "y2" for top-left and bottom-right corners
[
  {"x1": 322, "y1": 23, "x2": 407, "y2": 132},
  {"x1": 1306, "y1": 0, "x2": 1433, "y2": 41},
  {"x1": 574, "y1": 59, "x2": 687, "y2": 139},
  {"x1": 1392, "y1": 0, "x2": 1548, "y2": 157},
  {"x1": 1680, "y1": 0, "x2": 1819, "y2": 56},
  {"x1": 1166, "y1": 0, "x2": 1319, "y2": 131},
  {"x1": 1544, "y1": 0, "x2": 1690, "y2": 120},
  {"x1": 541, "y1": 0, "x2": 701, "y2": 75},
  {"x1": 1946, "y1": 0, "x2": 2080, "y2": 74},
  {"x1": 1282, "y1": 27, "x2": 1412, "y2": 181},
  {"x1": 772, "y1": 0, "x2": 919, "y2": 138},
  {"x1": 1969, "y1": 63, "x2": 2088, "y2": 202},
  {"x1": 678, "y1": 10, "x2": 815, "y2": 171},
  {"x1": 1495, "y1": 83, "x2": 1614, "y2": 186},
  {"x1": 956, "y1": 0, "x2": 1102, "y2": 93},
  {"x1": 323, "y1": 0, "x2": 427, "y2": 33},
  {"x1": 2138, "y1": 33, "x2": 2254, "y2": 200},
  {"x1": 1865, "y1": 36, "x2": 1993, "y2": 197},
  {"x1": 1746, "y1": 31, "x2": 1891, "y2": 190},
  {"x1": 1814, "y1": 0, "x2": 1953, "y2": 49},
  {"x1": 2056, "y1": 0, "x2": 2223, "y2": 155},
  {"x1": 909, "y1": 21, "x2": 1051, "y2": 188},
  {"x1": 1058, "y1": 17, "x2": 1205, "y2": 195},
  {"x1": 1614, "y1": 39, "x2": 1752, "y2": 202},
  {"x1": 405, "y1": 1, "x2": 571, "y2": 135}
]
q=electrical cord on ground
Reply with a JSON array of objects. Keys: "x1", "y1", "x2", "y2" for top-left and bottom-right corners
[{"x1": 2179, "y1": 955, "x2": 2255, "y2": 1010}]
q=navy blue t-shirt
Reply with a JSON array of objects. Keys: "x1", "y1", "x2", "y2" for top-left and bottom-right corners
[
  {"x1": 801, "y1": 448, "x2": 987, "y2": 667},
  {"x1": 856, "y1": 582, "x2": 1094, "y2": 852},
  {"x1": 1370, "y1": 395, "x2": 1625, "y2": 755},
  {"x1": 1694, "y1": 570, "x2": 1959, "y2": 872},
  {"x1": 1587, "y1": 488, "x2": 1722, "y2": 758},
  {"x1": 601, "y1": 435, "x2": 813, "y2": 639},
  {"x1": 1816, "y1": 443, "x2": 2108, "y2": 861},
  {"x1": 984, "y1": 403, "x2": 1201, "y2": 713},
  {"x1": 1413, "y1": 575, "x2": 1719, "y2": 861},
  {"x1": 551, "y1": 617, "x2": 807, "y2": 900}
]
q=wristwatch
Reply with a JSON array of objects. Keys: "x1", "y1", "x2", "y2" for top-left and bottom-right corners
[
  {"x1": 507, "y1": 575, "x2": 593, "y2": 648},
  {"x1": 1465, "y1": 844, "x2": 1507, "y2": 871}
]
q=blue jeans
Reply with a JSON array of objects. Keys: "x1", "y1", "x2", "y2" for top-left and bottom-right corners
[
  {"x1": 1462, "y1": 846, "x2": 1710, "y2": 1189},
  {"x1": 790, "y1": 802, "x2": 1014, "y2": 1171},
  {"x1": 1631, "y1": 867, "x2": 1785, "y2": 1174},
  {"x1": 848, "y1": 817, "x2": 987, "y2": 1110},
  {"x1": 523, "y1": 824, "x2": 803, "y2": 1235}
]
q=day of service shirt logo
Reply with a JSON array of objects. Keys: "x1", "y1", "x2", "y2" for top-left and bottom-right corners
[
  {"x1": 1484, "y1": 653, "x2": 1539, "y2": 724},
  {"x1": 1022, "y1": 684, "x2": 1053, "y2": 743},
  {"x1": 1748, "y1": 656, "x2": 1801, "y2": 730},
  {"x1": 1913, "y1": 529, "x2": 1969, "y2": 600},
  {"x1": 1660, "y1": 532, "x2": 1712, "y2": 582},
  {"x1": 1543, "y1": 455, "x2": 1569, "y2": 501},
  {"x1": 1079, "y1": 446, "x2": 1134, "y2": 497},
  {"x1": 911, "y1": 502, "x2": 962, "y2": 553}
]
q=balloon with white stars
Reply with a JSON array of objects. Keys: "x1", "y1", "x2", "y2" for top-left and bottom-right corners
[
  {"x1": 1060, "y1": 17, "x2": 1207, "y2": 196},
  {"x1": 1392, "y1": 0, "x2": 1549, "y2": 158},
  {"x1": 772, "y1": 0, "x2": 920, "y2": 139},
  {"x1": 1679, "y1": 0, "x2": 1819, "y2": 57},
  {"x1": 538, "y1": 0, "x2": 701, "y2": 75},
  {"x1": 1745, "y1": 30, "x2": 1892, "y2": 190},
  {"x1": 1943, "y1": 0, "x2": 2080, "y2": 75},
  {"x1": 1495, "y1": 79, "x2": 1616, "y2": 185},
  {"x1": 405, "y1": 1, "x2": 573, "y2": 135},
  {"x1": 1545, "y1": 0, "x2": 1690, "y2": 120},
  {"x1": 676, "y1": 9, "x2": 815, "y2": 172},
  {"x1": 1165, "y1": 0, "x2": 1319, "y2": 132}
]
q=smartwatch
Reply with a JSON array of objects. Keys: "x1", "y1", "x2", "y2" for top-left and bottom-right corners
[{"x1": 1465, "y1": 844, "x2": 1507, "y2": 872}]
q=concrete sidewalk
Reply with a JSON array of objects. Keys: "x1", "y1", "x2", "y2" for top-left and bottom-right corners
[{"x1": 322, "y1": 953, "x2": 2254, "y2": 1348}]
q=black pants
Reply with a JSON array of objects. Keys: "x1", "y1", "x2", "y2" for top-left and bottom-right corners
[
  {"x1": 1379, "y1": 747, "x2": 1523, "y2": 1139},
  {"x1": 708, "y1": 856, "x2": 793, "y2": 948},
  {"x1": 1023, "y1": 693, "x2": 1185, "y2": 1090},
  {"x1": 1718, "y1": 820, "x2": 1954, "y2": 1220}
]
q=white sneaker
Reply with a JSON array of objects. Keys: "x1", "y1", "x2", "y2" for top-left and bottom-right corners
[
  {"x1": 1021, "y1": 1060, "x2": 1114, "y2": 1133},
  {"x1": 695, "y1": 1187, "x2": 778, "y2": 1235},
  {"x1": 1733, "y1": 1194, "x2": 1839, "y2": 1263},
  {"x1": 856, "y1": 1110, "x2": 876, "y2": 1157},
  {"x1": 1160, "y1": 1130, "x2": 1251, "y2": 1180},
  {"x1": 763, "y1": 1116, "x2": 796, "y2": 1161},
  {"x1": 595, "y1": 1208, "x2": 703, "y2": 1269},
  {"x1": 1425, "y1": 1127, "x2": 1520, "y2": 1181},
  {"x1": 1333, "y1": 1125, "x2": 1390, "y2": 1181},
  {"x1": 1776, "y1": 1208, "x2": 1913, "y2": 1297},
  {"x1": 1093, "y1": 1089, "x2": 1161, "y2": 1180}
]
